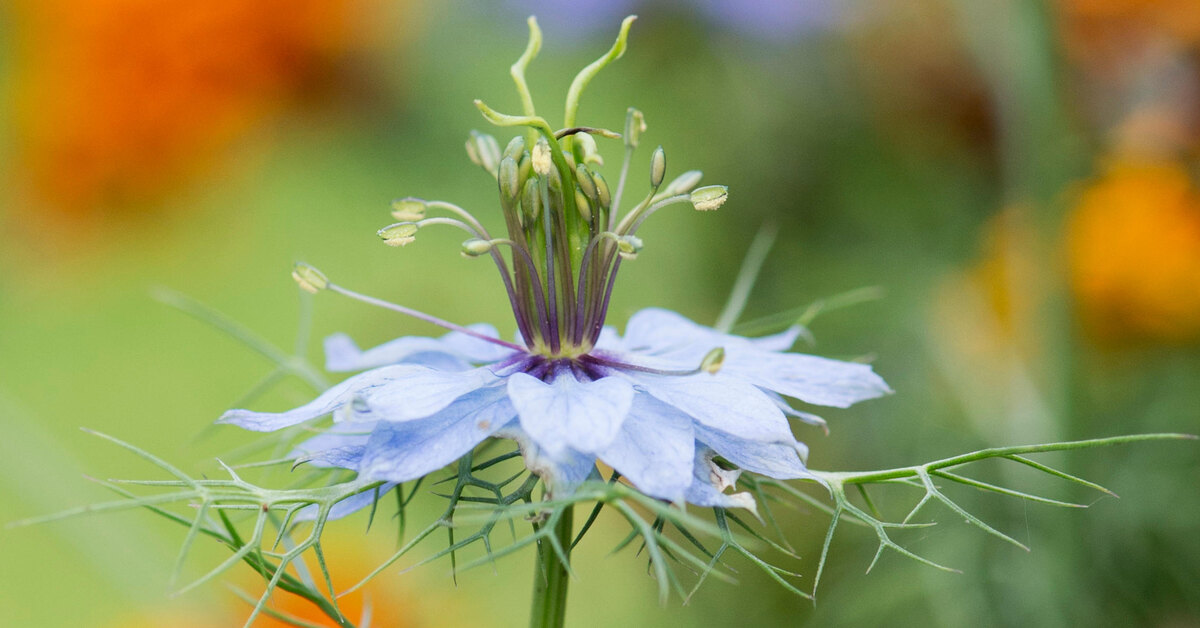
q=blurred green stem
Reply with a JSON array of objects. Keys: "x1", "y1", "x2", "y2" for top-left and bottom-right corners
[{"x1": 529, "y1": 507, "x2": 573, "y2": 628}]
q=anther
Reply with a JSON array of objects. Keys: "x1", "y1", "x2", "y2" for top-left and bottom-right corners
[
  {"x1": 498, "y1": 156, "x2": 520, "y2": 202},
  {"x1": 378, "y1": 222, "x2": 419, "y2": 247},
  {"x1": 690, "y1": 185, "x2": 728, "y2": 211},
  {"x1": 390, "y1": 197, "x2": 427, "y2": 222},
  {"x1": 465, "y1": 131, "x2": 501, "y2": 173},
  {"x1": 291, "y1": 262, "x2": 328, "y2": 294},
  {"x1": 594, "y1": 172, "x2": 612, "y2": 209},
  {"x1": 662, "y1": 170, "x2": 703, "y2": 196},
  {"x1": 461, "y1": 238, "x2": 493, "y2": 257},
  {"x1": 616, "y1": 234, "x2": 643, "y2": 260},
  {"x1": 503, "y1": 135, "x2": 526, "y2": 161},
  {"x1": 650, "y1": 146, "x2": 666, "y2": 189},
  {"x1": 531, "y1": 138, "x2": 553, "y2": 176},
  {"x1": 575, "y1": 188, "x2": 593, "y2": 222},
  {"x1": 522, "y1": 177, "x2": 542, "y2": 222},
  {"x1": 700, "y1": 347, "x2": 725, "y2": 374},
  {"x1": 576, "y1": 132, "x2": 604, "y2": 167},
  {"x1": 576, "y1": 164, "x2": 598, "y2": 200},
  {"x1": 624, "y1": 108, "x2": 646, "y2": 149}
]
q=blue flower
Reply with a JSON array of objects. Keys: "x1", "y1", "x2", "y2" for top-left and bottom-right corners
[
  {"x1": 220, "y1": 307, "x2": 889, "y2": 509},
  {"x1": 220, "y1": 17, "x2": 890, "y2": 511}
]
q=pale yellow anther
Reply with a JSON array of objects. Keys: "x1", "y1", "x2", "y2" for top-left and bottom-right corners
[
  {"x1": 378, "y1": 222, "x2": 419, "y2": 247},
  {"x1": 700, "y1": 346, "x2": 725, "y2": 374},
  {"x1": 291, "y1": 262, "x2": 328, "y2": 294},
  {"x1": 532, "y1": 138, "x2": 553, "y2": 176},
  {"x1": 690, "y1": 185, "x2": 728, "y2": 211},
  {"x1": 390, "y1": 197, "x2": 427, "y2": 222}
]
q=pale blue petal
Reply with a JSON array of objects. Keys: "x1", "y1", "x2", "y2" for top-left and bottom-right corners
[
  {"x1": 295, "y1": 483, "x2": 398, "y2": 522},
  {"x1": 694, "y1": 425, "x2": 814, "y2": 480},
  {"x1": 508, "y1": 372, "x2": 634, "y2": 458},
  {"x1": 218, "y1": 365, "x2": 423, "y2": 432},
  {"x1": 349, "y1": 367, "x2": 501, "y2": 423},
  {"x1": 597, "y1": 394, "x2": 694, "y2": 502},
  {"x1": 498, "y1": 426, "x2": 596, "y2": 496},
  {"x1": 620, "y1": 308, "x2": 798, "y2": 355},
  {"x1": 632, "y1": 372, "x2": 794, "y2": 443},
  {"x1": 324, "y1": 324, "x2": 514, "y2": 372},
  {"x1": 767, "y1": 391, "x2": 829, "y2": 431},
  {"x1": 290, "y1": 421, "x2": 376, "y2": 469},
  {"x1": 591, "y1": 325, "x2": 622, "y2": 351},
  {"x1": 684, "y1": 447, "x2": 756, "y2": 510},
  {"x1": 357, "y1": 387, "x2": 515, "y2": 483},
  {"x1": 724, "y1": 351, "x2": 891, "y2": 408}
]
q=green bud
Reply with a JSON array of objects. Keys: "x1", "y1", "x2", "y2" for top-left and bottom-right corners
[
  {"x1": 663, "y1": 170, "x2": 702, "y2": 196},
  {"x1": 576, "y1": 132, "x2": 604, "y2": 167},
  {"x1": 461, "y1": 238, "x2": 493, "y2": 257},
  {"x1": 575, "y1": 187, "x2": 592, "y2": 222},
  {"x1": 690, "y1": 185, "x2": 728, "y2": 211},
  {"x1": 576, "y1": 164, "x2": 597, "y2": 200},
  {"x1": 291, "y1": 262, "x2": 328, "y2": 294},
  {"x1": 522, "y1": 177, "x2": 541, "y2": 222},
  {"x1": 503, "y1": 135, "x2": 526, "y2": 161},
  {"x1": 378, "y1": 222, "x2": 419, "y2": 247},
  {"x1": 650, "y1": 146, "x2": 666, "y2": 188},
  {"x1": 498, "y1": 156, "x2": 520, "y2": 202},
  {"x1": 593, "y1": 172, "x2": 611, "y2": 209},
  {"x1": 466, "y1": 131, "x2": 501, "y2": 173},
  {"x1": 624, "y1": 107, "x2": 646, "y2": 149},
  {"x1": 616, "y1": 234, "x2": 643, "y2": 260},
  {"x1": 390, "y1": 197, "x2": 426, "y2": 222},
  {"x1": 700, "y1": 347, "x2": 725, "y2": 374}
]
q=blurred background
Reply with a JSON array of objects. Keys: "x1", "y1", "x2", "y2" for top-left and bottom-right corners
[{"x1": 1, "y1": 0, "x2": 1198, "y2": 626}]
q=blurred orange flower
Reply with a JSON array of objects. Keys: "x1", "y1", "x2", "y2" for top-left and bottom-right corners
[
  {"x1": 1067, "y1": 159, "x2": 1200, "y2": 342},
  {"x1": 11, "y1": 0, "x2": 366, "y2": 217}
]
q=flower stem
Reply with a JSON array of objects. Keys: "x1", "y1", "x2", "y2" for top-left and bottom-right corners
[{"x1": 529, "y1": 507, "x2": 573, "y2": 628}]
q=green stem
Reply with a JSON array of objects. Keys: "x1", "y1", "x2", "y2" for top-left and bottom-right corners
[{"x1": 529, "y1": 507, "x2": 573, "y2": 628}]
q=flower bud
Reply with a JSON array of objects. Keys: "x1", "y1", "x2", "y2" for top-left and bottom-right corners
[
  {"x1": 575, "y1": 187, "x2": 592, "y2": 222},
  {"x1": 575, "y1": 164, "x2": 597, "y2": 200},
  {"x1": 461, "y1": 238, "x2": 493, "y2": 257},
  {"x1": 498, "y1": 156, "x2": 520, "y2": 202},
  {"x1": 522, "y1": 177, "x2": 541, "y2": 222},
  {"x1": 291, "y1": 262, "x2": 328, "y2": 294},
  {"x1": 663, "y1": 170, "x2": 703, "y2": 196},
  {"x1": 650, "y1": 146, "x2": 666, "y2": 189},
  {"x1": 593, "y1": 172, "x2": 611, "y2": 209},
  {"x1": 700, "y1": 347, "x2": 725, "y2": 374},
  {"x1": 624, "y1": 108, "x2": 646, "y2": 149},
  {"x1": 531, "y1": 138, "x2": 553, "y2": 176},
  {"x1": 378, "y1": 222, "x2": 419, "y2": 247},
  {"x1": 390, "y1": 197, "x2": 427, "y2": 222},
  {"x1": 503, "y1": 135, "x2": 526, "y2": 162},
  {"x1": 465, "y1": 131, "x2": 501, "y2": 172},
  {"x1": 616, "y1": 234, "x2": 643, "y2": 260},
  {"x1": 690, "y1": 185, "x2": 728, "y2": 211},
  {"x1": 576, "y1": 132, "x2": 604, "y2": 167}
]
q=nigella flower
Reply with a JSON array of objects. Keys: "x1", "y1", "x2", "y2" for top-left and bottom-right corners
[{"x1": 219, "y1": 16, "x2": 890, "y2": 512}]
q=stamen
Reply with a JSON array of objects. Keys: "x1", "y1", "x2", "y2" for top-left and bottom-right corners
[
  {"x1": 585, "y1": 347, "x2": 725, "y2": 377},
  {"x1": 326, "y1": 282, "x2": 527, "y2": 353}
]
